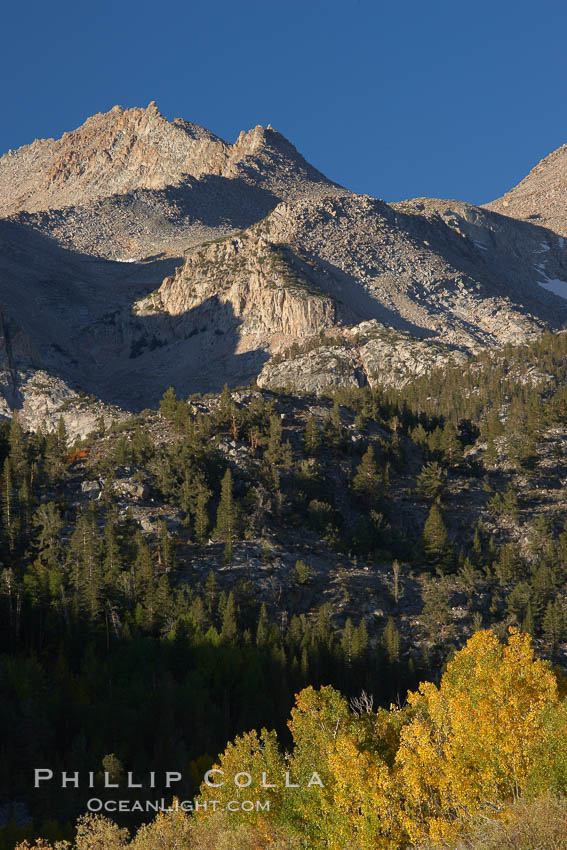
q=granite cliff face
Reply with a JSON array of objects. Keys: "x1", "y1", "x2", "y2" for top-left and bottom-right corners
[
  {"x1": 0, "y1": 105, "x2": 566, "y2": 431},
  {"x1": 134, "y1": 233, "x2": 340, "y2": 338}
]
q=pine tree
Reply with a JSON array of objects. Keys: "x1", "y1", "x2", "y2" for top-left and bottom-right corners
[
  {"x1": 190, "y1": 595, "x2": 207, "y2": 631},
  {"x1": 2, "y1": 458, "x2": 16, "y2": 553},
  {"x1": 173, "y1": 400, "x2": 189, "y2": 430},
  {"x1": 18, "y1": 474, "x2": 31, "y2": 542},
  {"x1": 102, "y1": 513, "x2": 122, "y2": 589},
  {"x1": 43, "y1": 419, "x2": 67, "y2": 484},
  {"x1": 382, "y1": 616, "x2": 400, "y2": 665},
  {"x1": 8, "y1": 415, "x2": 26, "y2": 481},
  {"x1": 158, "y1": 521, "x2": 174, "y2": 571},
  {"x1": 421, "y1": 504, "x2": 454, "y2": 573},
  {"x1": 217, "y1": 384, "x2": 234, "y2": 429},
  {"x1": 134, "y1": 535, "x2": 156, "y2": 629},
  {"x1": 33, "y1": 501, "x2": 64, "y2": 572},
  {"x1": 264, "y1": 415, "x2": 284, "y2": 491},
  {"x1": 421, "y1": 575, "x2": 456, "y2": 647},
  {"x1": 352, "y1": 446, "x2": 382, "y2": 506},
  {"x1": 494, "y1": 542, "x2": 524, "y2": 586},
  {"x1": 256, "y1": 603, "x2": 269, "y2": 648},
  {"x1": 220, "y1": 591, "x2": 238, "y2": 643},
  {"x1": 352, "y1": 618, "x2": 368, "y2": 663},
  {"x1": 204, "y1": 571, "x2": 218, "y2": 621},
  {"x1": 391, "y1": 559, "x2": 402, "y2": 606},
  {"x1": 159, "y1": 386, "x2": 178, "y2": 420},
  {"x1": 215, "y1": 468, "x2": 238, "y2": 565},
  {"x1": 193, "y1": 478, "x2": 211, "y2": 546},
  {"x1": 324, "y1": 398, "x2": 344, "y2": 448},
  {"x1": 484, "y1": 434, "x2": 498, "y2": 466},
  {"x1": 56, "y1": 416, "x2": 68, "y2": 457},
  {"x1": 416, "y1": 461, "x2": 447, "y2": 501},
  {"x1": 522, "y1": 600, "x2": 535, "y2": 637},
  {"x1": 304, "y1": 416, "x2": 321, "y2": 456},
  {"x1": 488, "y1": 485, "x2": 520, "y2": 519},
  {"x1": 68, "y1": 505, "x2": 102, "y2": 620},
  {"x1": 542, "y1": 598, "x2": 565, "y2": 656},
  {"x1": 132, "y1": 425, "x2": 153, "y2": 463},
  {"x1": 341, "y1": 618, "x2": 355, "y2": 668},
  {"x1": 440, "y1": 421, "x2": 463, "y2": 466}
]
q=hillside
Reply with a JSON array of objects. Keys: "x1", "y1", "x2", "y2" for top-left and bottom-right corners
[{"x1": 3, "y1": 328, "x2": 567, "y2": 844}]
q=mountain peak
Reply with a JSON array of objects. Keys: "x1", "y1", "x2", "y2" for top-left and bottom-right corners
[
  {"x1": 485, "y1": 141, "x2": 567, "y2": 236},
  {"x1": 0, "y1": 106, "x2": 335, "y2": 219}
]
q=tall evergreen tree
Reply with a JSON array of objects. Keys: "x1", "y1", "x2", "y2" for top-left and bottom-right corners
[
  {"x1": 421, "y1": 504, "x2": 454, "y2": 573},
  {"x1": 352, "y1": 446, "x2": 382, "y2": 506},
  {"x1": 220, "y1": 591, "x2": 238, "y2": 643},
  {"x1": 2, "y1": 458, "x2": 18, "y2": 553},
  {"x1": 215, "y1": 468, "x2": 239, "y2": 565},
  {"x1": 303, "y1": 416, "x2": 321, "y2": 456},
  {"x1": 382, "y1": 616, "x2": 401, "y2": 665}
]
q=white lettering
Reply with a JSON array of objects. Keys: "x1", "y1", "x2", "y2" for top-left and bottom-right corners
[
  {"x1": 34, "y1": 769, "x2": 53, "y2": 788},
  {"x1": 62, "y1": 772, "x2": 79, "y2": 788},
  {"x1": 285, "y1": 771, "x2": 299, "y2": 788},
  {"x1": 127, "y1": 772, "x2": 142, "y2": 788},
  {"x1": 234, "y1": 771, "x2": 252, "y2": 788},
  {"x1": 204, "y1": 769, "x2": 224, "y2": 788},
  {"x1": 165, "y1": 771, "x2": 182, "y2": 788},
  {"x1": 104, "y1": 772, "x2": 118, "y2": 789},
  {"x1": 308, "y1": 772, "x2": 324, "y2": 787}
]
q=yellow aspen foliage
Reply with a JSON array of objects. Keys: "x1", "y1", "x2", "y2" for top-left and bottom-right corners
[
  {"x1": 395, "y1": 628, "x2": 567, "y2": 844},
  {"x1": 280, "y1": 685, "x2": 353, "y2": 843},
  {"x1": 323, "y1": 730, "x2": 403, "y2": 850},
  {"x1": 281, "y1": 686, "x2": 410, "y2": 849},
  {"x1": 73, "y1": 815, "x2": 130, "y2": 850},
  {"x1": 15, "y1": 843, "x2": 71, "y2": 850},
  {"x1": 286, "y1": 685, "x2": 352, "y2": 784},
  {"x1": 197, "y1": 728, "x2": 286, "y2": 823},
  {"x1": 130, "y1": 803, "x2": 192, "y2": 849}
]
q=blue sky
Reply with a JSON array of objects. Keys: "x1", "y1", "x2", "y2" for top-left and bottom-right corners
[{"x1": 2, "y1": 0, "x2": 565, "y2": 205}]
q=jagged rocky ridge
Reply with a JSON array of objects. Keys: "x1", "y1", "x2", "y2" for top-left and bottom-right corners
[{"x1": 0, "y1": 102, "x2": 566, "y2": 432}]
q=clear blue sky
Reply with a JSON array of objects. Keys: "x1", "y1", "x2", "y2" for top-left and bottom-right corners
[{"x1": 2, "y1": 0, "x2": 565, "y2": 205}]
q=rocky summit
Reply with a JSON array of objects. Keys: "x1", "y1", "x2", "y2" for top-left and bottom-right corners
[
  {"x1": 0, "y1": 102, "x2": 566, "y2": 434},
  {"x1": 486, "y1": 143, "x2": 567, "y2": 237}
]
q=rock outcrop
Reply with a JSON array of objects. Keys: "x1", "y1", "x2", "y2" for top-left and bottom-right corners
[{"x1": 134, "y1": 231, "x2": 341, "y2": 339}]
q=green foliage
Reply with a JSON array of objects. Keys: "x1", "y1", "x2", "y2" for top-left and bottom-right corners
[
  {"x1": 293, "y1": 559, "x2": 312, "y2": 585},
  {"x1": 214, "y1": 468, "x2": 239, "y2": 564},
  {"x1": 352, "y1": 446, "x2": 382, "y2": 506},
  {"x1": 416, "y1": 461, "x2": 447, "y2": 501},
  {"x1": 421, "y1": 504, "x2": 454, "y2": 573}
]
